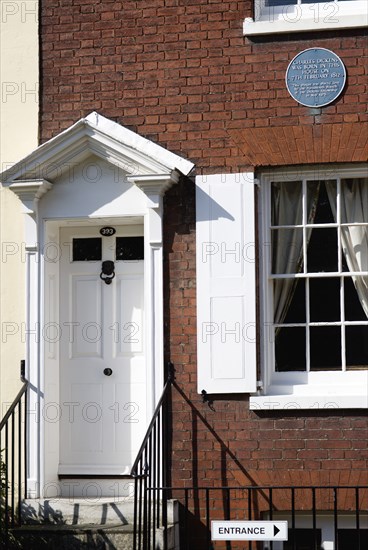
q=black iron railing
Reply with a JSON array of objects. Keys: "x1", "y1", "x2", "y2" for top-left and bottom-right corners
[
  {"x1": 147, "y1": 485, "x2": 368, "y2": 550},
  {"x1": 0, "y1": 360, "x2": 28, "y2": 541},
  {"x1": 131, "y1": 363, "x2": 173, "y2": 550}
]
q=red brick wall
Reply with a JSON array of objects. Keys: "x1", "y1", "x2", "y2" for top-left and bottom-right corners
[
  {"x1": 40, "y1": 0, "x2": 368, "y2": 493},
  {"x1": 40, "y1": 0, "x2": 368, "y2": 174}
]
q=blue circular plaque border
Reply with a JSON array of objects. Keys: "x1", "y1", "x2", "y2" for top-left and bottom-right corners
[{"x1": 286, "y1": 48, "x2": 346, "y2": 108}]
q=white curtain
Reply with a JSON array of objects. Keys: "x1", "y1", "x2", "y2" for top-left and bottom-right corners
[
  {"x1": 326, "y1": 178, "x2": 368, "y2": 318},
  {"x1": 272, "y1": 182, "x2": 319, "y2": 324}
]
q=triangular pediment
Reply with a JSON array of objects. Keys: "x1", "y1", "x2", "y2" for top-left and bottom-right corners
[{"x1": 0, "y1": 112, "x2": 194, "y2": 185}]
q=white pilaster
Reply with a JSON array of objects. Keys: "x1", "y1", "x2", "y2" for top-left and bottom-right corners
[
  {"x1": 8, "y1": 180, "x2": 52, "y2": 498},
  {"x1": 128, "y1": 173, "x2": 179, "y2": 409}
]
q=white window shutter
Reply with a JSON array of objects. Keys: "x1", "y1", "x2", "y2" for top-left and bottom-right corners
[{"x1": 196, "y1": 173, "x2": 257, "y2": 394}]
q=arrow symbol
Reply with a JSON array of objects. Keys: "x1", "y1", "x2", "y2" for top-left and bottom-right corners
[{"x1": 274, "y1": 525, "x2": 280, "y2": 537}]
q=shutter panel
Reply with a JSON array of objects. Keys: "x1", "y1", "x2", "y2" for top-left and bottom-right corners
[{"x1": 196, "y1": 173, "x2": 257, "y2": 394}]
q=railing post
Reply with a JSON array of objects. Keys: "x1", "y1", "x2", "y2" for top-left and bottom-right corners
[
  {"x1": 334, "y1": 487, "x2": 339, "y2": 550},
  {"x1": 355, "y1": 487, "x2": 361, "y2": 550},
  {"x1": 11, "y1": 412, "x2": 15, "y2": 526},
  {"x1": 24, "y1": 386, "x2": 28, "y2": 501},
  {"x1": 20, "y1": 360, "x2": 26, "y2": 382},
  {"x1": 5, "y1": 423, "x2": 9, "y2": 534},
  {"x1": 206, "y1": 488, "x2": 210, "y2": 549},
  {"x1": 312, "y1": 488, "x2": 317, "y2": 550},
  {"x1": 133, "y1": 475, "x2": 138, "y2": 550},
  {"x1": 18, "y1": 400, "x2": 22, "y2": 525}
]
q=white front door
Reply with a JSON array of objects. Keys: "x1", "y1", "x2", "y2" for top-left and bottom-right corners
[{"x1": 59, "y1": 225, "x2": 146, "y2": 475}]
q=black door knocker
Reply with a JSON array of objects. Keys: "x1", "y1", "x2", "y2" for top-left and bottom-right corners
[{"x1": 100, "y1": 260, "x2": 115, "y2": 285}]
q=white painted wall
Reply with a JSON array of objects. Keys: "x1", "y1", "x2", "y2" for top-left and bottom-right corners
[{"x1": 0, "y1": 1, "x2": 39, "y2": 412}]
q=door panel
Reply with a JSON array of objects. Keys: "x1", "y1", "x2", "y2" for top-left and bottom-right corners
[
  {"x1": 59, "y1": 226, "x2": 146, "y2": 475},
  {"x1": 116, "y1": 274, "x2": 144, "y2": 355},
  {"x1": 71, "y1": 276, "x2": 103, "y2": 358},
  {"x1": 70, "y1": 383, "x2": 103, "y2": 452}
]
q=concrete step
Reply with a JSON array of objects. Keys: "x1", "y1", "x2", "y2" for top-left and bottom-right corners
[
  {"x1": 21, "y1": 498, "x2": 178, "y2": 527},
  {"x1": 22, "y1": 497, "x2": 134, "y2": 526},
  {"x1": 10, "y1": 524, "x2": 135, "y2": 550},
  {"x1": 10, "y1": 523, "x2": 178, "y2": 549}
]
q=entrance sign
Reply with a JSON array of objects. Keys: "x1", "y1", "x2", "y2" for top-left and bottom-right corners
[
  {"x1": 211, "y1": 520, "x2": 288, "y2": 541},
  {"x1": 286, "y1": 48, "x2": 346, "y2": 108}
]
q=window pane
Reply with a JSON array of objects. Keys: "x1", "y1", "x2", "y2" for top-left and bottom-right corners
[
  {"x1": 271, "y1": 181, "x2": 302, "y2": 226},
  {"x1": 266, "y1": 0, "x2": 351, "y2": 5},
  {"x1": 302, "y1": 0, "x2": 335, "y2": 3},
  {"x1": 346, "y1": 326, "x2": 368, "y2": 369},
  {"x1": 341, "y1": 177, "x2": 368, "y2": 224},
  {"x1": 116, "y1": 237, "x2": 144, "y2": 261},
  {"x1": 73, "y1": 238, "x2": 102, "y2": 261},
  {"x1": 310, "y1": 326, "x2": 341, "y2": 370},
  {"x1": 341, "y1": 227, "x2": 368, "y2": 272},
  {"x1": 307, "y1": 180, "x2": 336, "y2": 225},
  {"x1": 344, "y1": 277, "x2": 368, "y2": 321},
  {"x1": 338, "y1": 529, "x2": 368, "y2": 549},
  {"x1": 275, "y1": 278, "x2": 306, "y2": 324},
  {"x1": 310, "y1": 277, "x2": 340, "y2": 322},
  {"x1": 265, "y1": 0, "x2": 295, "y2": 6},
  {"x1": 275, "y1": 327, "x2": 306, "y2": 371},
  {"x1": 307, "y1": 228, "x2": 338, "y2": 272},
  {"x1": 340, "y1": 177, "x2": 368, "y2": 282},
  {"x1": 272, "y1": 228, "x2": 303, "y2": 274},
  {"x1": 284, "y1": 528, "x2": 322, "y2": 550},
  {"x1": 341, "y1": 246, "x2": 350, "y2": 272}
]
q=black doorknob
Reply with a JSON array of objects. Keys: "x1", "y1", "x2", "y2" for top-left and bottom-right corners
[{"x1": 103, "y1": 368, "x2": 113, "y2": 376}]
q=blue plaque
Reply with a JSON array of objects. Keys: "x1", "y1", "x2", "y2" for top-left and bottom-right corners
[{"x1": 286, "y1": 48, "x2": 346, "y2": 108}]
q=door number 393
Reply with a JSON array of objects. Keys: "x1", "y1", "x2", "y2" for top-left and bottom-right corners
[{"x1": 100, "y1": 226, "x2": 116, "y2": 236}]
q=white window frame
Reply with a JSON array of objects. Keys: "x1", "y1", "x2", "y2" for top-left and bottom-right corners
[
  {"x1": 244, "y1": 0, "x2": 368, "y2": 36},
  {"x1": 250, "y1": 164, "x2": 368, "y2": 411}
]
